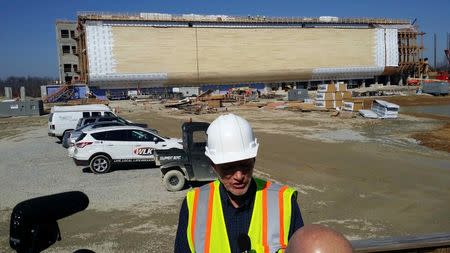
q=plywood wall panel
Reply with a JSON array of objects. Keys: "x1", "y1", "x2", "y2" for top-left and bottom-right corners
[
  {"x1": 112, "y1": 27, "x2": 197, "y2": 74},
  {"x1": 109, "y1": 26, "x2": 376, "y2": 84}
]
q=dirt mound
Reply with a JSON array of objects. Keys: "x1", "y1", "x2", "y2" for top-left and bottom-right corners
[{"x1": 413, "y1": 123, "x2": 450, "y2": 153}]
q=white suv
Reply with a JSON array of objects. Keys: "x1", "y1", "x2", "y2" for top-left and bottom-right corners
[{"x1": 72, "y1": 126, "x2": 182, "y2": 173}]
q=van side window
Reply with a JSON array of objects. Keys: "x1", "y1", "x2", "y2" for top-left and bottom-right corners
[
  {"x1": 105, "y1": 112, "x2": 115, "y2": 117},
  {"x1": 92, "y1": 112, "x2": 101, "y2": 117},
  {"x1": 82, "y1": 112, "x2": 90, "y2": 118}
]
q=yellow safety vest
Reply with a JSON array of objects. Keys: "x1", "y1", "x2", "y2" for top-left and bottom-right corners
[{"x1": 186, "y1": 178, "x2": 297, "y2": 253}]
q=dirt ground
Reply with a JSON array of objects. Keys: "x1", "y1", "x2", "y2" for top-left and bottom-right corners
[
  {"x1": 118, "y1": 95, "x2": 450, "y2": 238},
  {"x1": 0, "y1": 116, "x2": 48, "y2": 140},
  {"x1": 1, "y1": 95, "x2": 449, "y2": 252},
  {"x1": 363, "y1": 95, "x2": 450, "y2": 153},
  {"x1": 412, "y1": 122, "x2": 450, "y2": 153}
]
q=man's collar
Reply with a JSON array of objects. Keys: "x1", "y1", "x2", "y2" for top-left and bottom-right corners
[{"x1": 219, "y1": 178, "x2": 257, "y2": 209}]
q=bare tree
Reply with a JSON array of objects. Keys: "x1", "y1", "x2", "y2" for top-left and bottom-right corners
[{"x1": 0, "y1": 76, "x2": 55, "y2": 98}]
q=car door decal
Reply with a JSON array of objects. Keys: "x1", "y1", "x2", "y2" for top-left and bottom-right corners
[{"x1": 133, "y1": 147, "x2": 154, "y2": 156}]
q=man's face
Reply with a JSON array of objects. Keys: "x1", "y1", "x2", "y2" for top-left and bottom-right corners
[{"x1": 213, "y1": 158, "x2": 255, "y2": 196}]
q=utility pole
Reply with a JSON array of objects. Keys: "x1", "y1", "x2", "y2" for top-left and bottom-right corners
[
  {"x1": 447, "y1": 32, "x2": 449, "y2": 70},
  {"x1": 434, "y1": 33, "x2": 437, "y2": 70},
  {"x1": 448, "y1": 32, "x2": 450, "y2": 50}
]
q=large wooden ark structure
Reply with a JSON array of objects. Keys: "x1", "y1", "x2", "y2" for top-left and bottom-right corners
[{"x1": 76, "y1": 12, "x2": 423, "y2": 88}]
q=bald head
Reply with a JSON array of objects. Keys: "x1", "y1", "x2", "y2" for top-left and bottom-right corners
[{"x1": 285, "y1": 224, "x2": 353, "y2": 253}]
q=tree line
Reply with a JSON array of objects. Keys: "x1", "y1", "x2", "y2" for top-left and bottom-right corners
[{"x1": 0, "y1": 76, "x2": 56, "y2": 98}]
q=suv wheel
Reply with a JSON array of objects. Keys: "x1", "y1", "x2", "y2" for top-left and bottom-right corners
[
  {"x1": 90, "y1": 155, "x2": 111, "y2": 174},
  {"x1": 163, "y1": 170, "x2": 185, "y2": 192}
]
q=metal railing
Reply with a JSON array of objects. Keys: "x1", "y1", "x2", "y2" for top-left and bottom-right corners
[
  {"x1": 352, "y1": 232, "x2": 450, "y2": 253},
  {"x1": 77, "y1": 11, "x2": 411, "y2": 25}
]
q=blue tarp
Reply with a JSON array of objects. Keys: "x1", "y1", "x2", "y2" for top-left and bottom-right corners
[{"x1": 46, "y1": 85, "x2": 88, "y2": 100}]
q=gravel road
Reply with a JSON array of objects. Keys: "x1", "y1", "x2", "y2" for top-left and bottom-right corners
[{"x1": 0, "y1": 118, "x2": 185, "y2": 252}]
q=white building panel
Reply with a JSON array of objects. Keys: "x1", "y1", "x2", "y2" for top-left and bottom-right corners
[
  {"x1": 86, "y1": 21, "x2": 115, "y2": 78},
  {"x1": 375, "y1": 29, "x2": 386, "y2": 67},
  {"x1": 385, "y1": 29, "x2": 399, "y2": 66}
]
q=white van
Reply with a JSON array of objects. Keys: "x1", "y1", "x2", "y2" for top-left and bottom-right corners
[{"x1": 48, "y1": 104, "x2": 115, "y2": 140}]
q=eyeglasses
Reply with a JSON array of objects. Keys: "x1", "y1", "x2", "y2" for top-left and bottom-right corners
[{"x1": 214, "y1": 159, "x2": 255, "y2": 175}]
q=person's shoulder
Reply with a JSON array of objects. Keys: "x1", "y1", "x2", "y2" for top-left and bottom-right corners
[
  {"x1": 256, "y1": 178, "x2": 296, "y2": 194},
  {"x1": 187, "y1": 181, "x2": 217, "y2": 194}
]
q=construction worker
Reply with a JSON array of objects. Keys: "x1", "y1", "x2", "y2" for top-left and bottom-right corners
[
  {"x1": 174, "y1": 113, "x2": 304, "y2": 253},
  {"x1": 285, "y1": 224, "x2": 353, "y2": 253}
]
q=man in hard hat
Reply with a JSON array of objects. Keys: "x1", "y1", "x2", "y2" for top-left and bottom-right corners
[
  {"x1": 175, "y1": 113, "x2": 304, "y2": 253},
  {"x1": 285, "y1": 224, "x2": 353, "y2": 253}
]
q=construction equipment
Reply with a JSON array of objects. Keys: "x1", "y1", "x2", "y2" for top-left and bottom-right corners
[{"x1": 155, "y1": 122, "x2": 216, "y2": 191}]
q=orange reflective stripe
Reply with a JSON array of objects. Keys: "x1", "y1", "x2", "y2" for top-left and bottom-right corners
[
  {"x1": 278, "y1": 185, "x2": 289, "y2": 248},
  {"x1": 190, "y1": 188, "x2": 200, "y2": 245},
  {"x1": 204, "y1": 182, "x2": 215, "y2": 253},
  {"x1": 262, "y1": 181, "x2": 271, "y2": 253}
]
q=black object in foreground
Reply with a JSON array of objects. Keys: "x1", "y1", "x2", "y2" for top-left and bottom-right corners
[
  {"x1": 10, "y1": 191, "x2": 89, "y2": 253},
  {"x1": 238, "y1": 233, "x2": 251, "y2": 253}
]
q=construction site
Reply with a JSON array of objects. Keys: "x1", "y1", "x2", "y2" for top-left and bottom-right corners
[
  {"x1": 1, "y1": 11, "x2": 450, "y2": 253},
  {"x1": 43, "y1": 12, "x2": 450, "y2": 148},
  {"x1": 42, "y1": 12, "x2": 449, "y2": 109},
  {"x1": 77, "y1": 12, "x2": 425, "y2": 86},
  {"x1": 48, "y1": 13, "x2": 430, "y2": 98}
]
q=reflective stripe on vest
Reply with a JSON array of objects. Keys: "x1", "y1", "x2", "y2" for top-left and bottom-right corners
[{"x1": 186, "y1": 178, "x2": 296, "y2": 253}]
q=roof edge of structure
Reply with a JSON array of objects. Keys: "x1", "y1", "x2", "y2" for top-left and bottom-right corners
[{"x1": 76, "y1": 11, "x2": 411, "y2": 25}]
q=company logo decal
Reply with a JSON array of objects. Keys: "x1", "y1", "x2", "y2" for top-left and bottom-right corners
[
  {"x1": 160, "y1": 156, "x2": 182, "y2": 161},
  {"x1": 114, "y1": 158, "x2": 154, "y2": 162},
  {"x1": 134, "y1": 147, "x2": 154, "y2": 156}
]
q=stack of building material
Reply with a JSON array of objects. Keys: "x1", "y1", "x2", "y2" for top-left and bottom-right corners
[
  {"x1": 314, "y1": 82, "x2": 366, "y2": 112},
  {"x1": 332, "y1": 82, "x2": 364, "y2": 112},
  {"x1": 337, "y1": 82, "x2": 352, "y2": 102},
  {"x1": 315, "y1": 83, "x2": 346, "y2": 109},
  {"x1": 359, "y1": 109, "x2": 379, "y2": 119},
  {"x1": 342, "y1": 99, "x2": 364, "y2": 112},
  {"x1": 315, "y1": 84, "x2": 336, "y2": 109},
  {"x1": 334, "y1": 82, "x2": 348, "y2": 108},
  {"x1": 359, "y1": 100, "x2": 400, "y2": 119},
  {"x1": 371, "y1": 100, "x2": 399, "y2": 119}
]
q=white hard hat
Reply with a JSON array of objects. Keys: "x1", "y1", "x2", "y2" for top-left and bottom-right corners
[{"x1": 205, "y1": 113, "x2": 259, "y2": 165}]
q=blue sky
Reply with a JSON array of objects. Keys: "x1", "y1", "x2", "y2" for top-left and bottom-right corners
[{"x1": 1, "y1": 0, "x2": 449, "y2": 79}]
